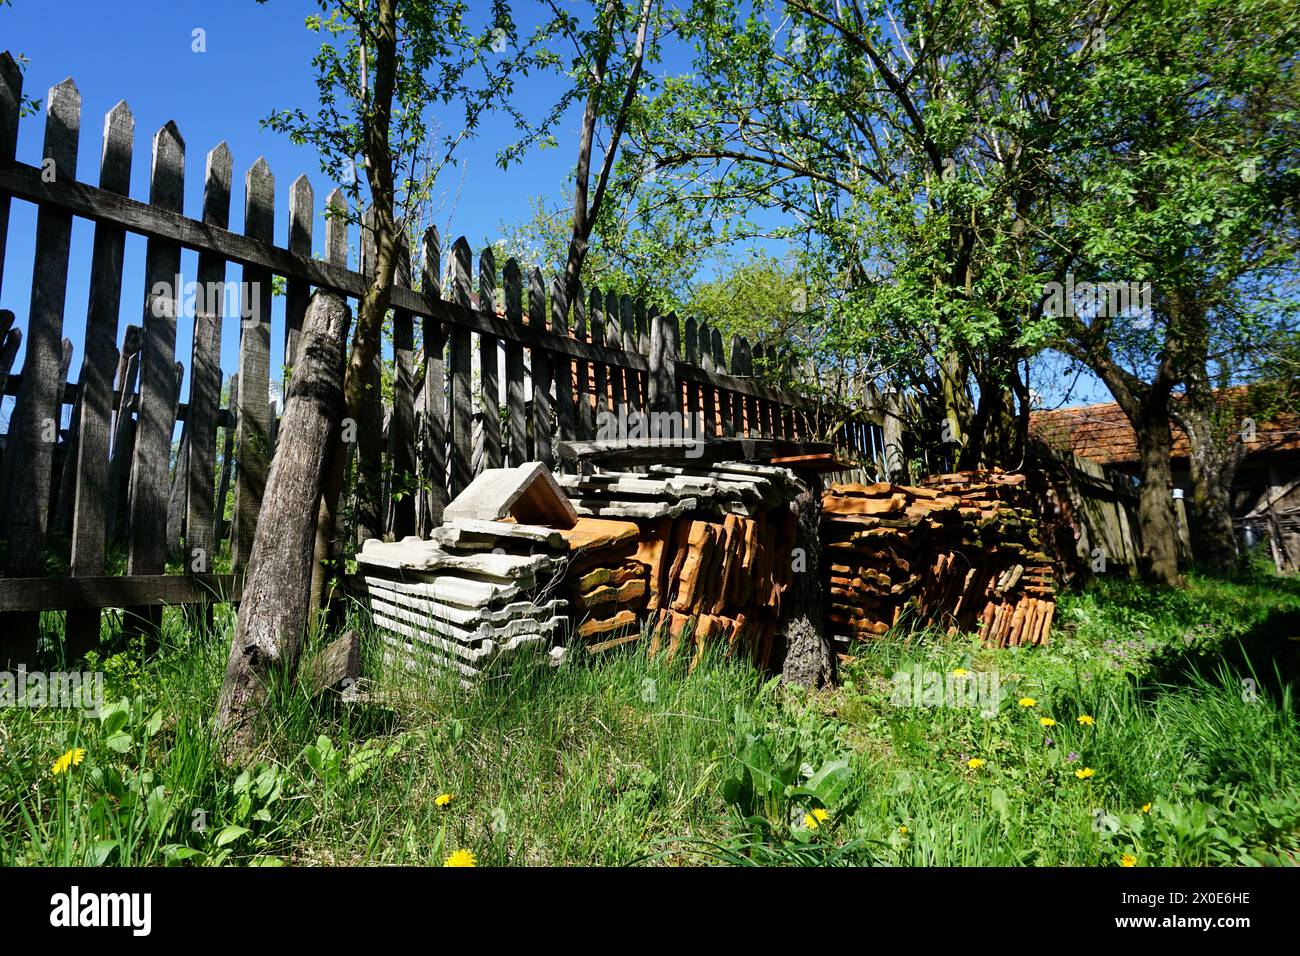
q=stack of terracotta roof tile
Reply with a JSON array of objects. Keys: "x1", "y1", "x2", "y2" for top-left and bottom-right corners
[
  {"x1": 823, "y1": 469, "x2": 1055, "y2": 647},
  {"x1": 555, "y1": 463, "x2": 803, "y2": 667}
]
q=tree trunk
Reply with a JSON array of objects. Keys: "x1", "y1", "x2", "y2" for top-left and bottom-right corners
[
  {"x1": 1173, "y1": 391, "x2": 1244, "y2": 571},
  {"x1": 310, "y1": 0, "x2": 401, "y2": 616},
  {"x1": 779, "y1": 473, "x2": 835, "y2": 688},
  {"x1": 216, "y1": 291, "x2": 350, "y2": 759},
  {"x1": 1132, "y1": 392, "x2": 1182, "y2": 586},
  {"x1": 1083, "y1": 341, "x2": 1183, "y2": 588}
]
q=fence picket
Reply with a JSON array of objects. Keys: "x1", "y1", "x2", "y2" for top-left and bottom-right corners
[
  {"x1": 499, "y1": 258, "x2": 525, "y2": 468},
  {"x1": 530, "y1": 268, "x2": 552, "y2": 466},
  {"x1": 572, "y1": 283, "x2": 592, "y2": 440},
  {"x1": 389, "y1": 234, "x2": 416, "y2": 537},
  {"x1": 0, "y1": 76, "x2": 78, "y2": 662},
  {"x1": 284, "y1": 174, "x2": 313, "y2": 367},
  {"x1": 183, "y1": 142, "x2": 232, "y2": 583},
  {"x1": 0, "y1": 78, "x2": 82, "y2": 610},
  {"x1": 449, "y1": 237, "x2": 473, "y2": 492},
  {"x1": 0, "y1": 53, "x2": 20, "y2": 299},
  {"x1": 605, "y1": 289, "x2": 625, "y2": 417},
  {"x1": 419, "y1": 226, "x2": 448, "y2": 527},
  {"x1": 552, "y1": 277, "x2": 575, "y2": 465},
  {"x1": 477, "y1": 246, "x2": 502, "y2": 470},
  {"x1": 589, "y1": 289, "x2": 607, "y2": 425}
]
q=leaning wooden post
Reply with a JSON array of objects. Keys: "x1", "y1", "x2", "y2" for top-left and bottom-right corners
[
  {"x1": 307, "y1": 190, "x2": 353, "y2": 622},
  {"x1": 217, "y1": 290, "x2": 350, "y2": 759}
]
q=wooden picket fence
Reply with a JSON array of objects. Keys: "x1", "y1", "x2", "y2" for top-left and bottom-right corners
[{"x1": 0, "y1": 53, "x2": 882, "y2": 657}]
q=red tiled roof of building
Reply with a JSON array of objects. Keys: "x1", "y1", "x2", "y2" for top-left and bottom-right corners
[{"x1": 1029, "y1": 386, "x2": 1300, "y2": 466}]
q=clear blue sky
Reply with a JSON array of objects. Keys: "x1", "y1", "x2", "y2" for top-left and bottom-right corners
[{"x1": 0, "y1": 0, "x2": 1112, "y2": 432}]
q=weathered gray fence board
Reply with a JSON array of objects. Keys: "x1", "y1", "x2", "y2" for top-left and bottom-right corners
[
  {"x1": 552, "y1": 277, "x2": 575, "y2": 459},
  {"x1": 184, "y1": 142, "x2": 232, "y2": 578},
  {"x1": 125, "y1": 120, "x2": 185, "y2": 591},
  {"x1": 419, "y1": 225, "x2": 448, "y2": 528},
  {"x1": 0, "y1": 574, "x2": 244, "y2": 612},
  {"x1": 284, "y1": 174, "x2": 312, "y2": 366},
  {"x1": 0, "y1": 79, "x2": 80, "y2": 663},
  {"x1": 477, "y1": 247, "x2": 502, "y2": 470},
  {"x1": 0, "y1": 54, "x2": 20, "y2": 299},
  {"x1": 590, "y1": 289, "x2": 608, "y2": 424},
  {"x1": 68, "y1": 105, "x2": 132, "y2": 557},
  {"x1": 213, "y1": 372, "x2": 237, "y2": 546},
  {"x1": 529, "y1": 267, "x2": 552, "y2": 467},
  {"x1": 573, "y1": 285, "x2": 592, "y2": 440},
  {"x1": 65, "y1": 101, "x2": 134, "y2": 655},
  {"x1": 449, "y1": 238, "x2": 473, "y2": 494},
  {"x1": 503, "y1": 258, "x2": 527, "y2": 466},
  {"x1": 605, "y1": 289, "x2": 625, "y2": 415},
  {"x1": 1, "y1": 79, "x2": 81, "y2": 573},
  {"x1": 389, "y1": 236, "x2": 416, "y2": 537},
  {"x1": 232, "y1": 157, "x2": 274, "y2": 574}
]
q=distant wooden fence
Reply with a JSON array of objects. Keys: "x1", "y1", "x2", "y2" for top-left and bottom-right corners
[
  {"x1": 0, "y1": 53, "x2": 879, "y2": 654},
  {"x1": 1030, "y1": 443, "x2": 1143, "y2": 576}
]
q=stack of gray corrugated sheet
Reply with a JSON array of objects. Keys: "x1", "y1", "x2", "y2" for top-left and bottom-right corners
[
  {"x1": 555, "y1": 461, "x2": 800, "y2": 519},
  {"x1": 359, "y1": 528, "x2": 567, "y2": 687}
]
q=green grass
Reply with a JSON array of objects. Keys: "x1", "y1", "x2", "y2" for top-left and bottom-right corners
[{"x1": 3, "y1": 564, "x2": 1300, "y2": 866}]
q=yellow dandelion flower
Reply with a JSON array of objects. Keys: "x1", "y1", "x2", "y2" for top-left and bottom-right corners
[
  {"x1": 951, "y1": 668, "x2": 969, "y2": 677},
  {"x1": 898, "y1": 825, "x2": 908, "y2": 834},
  {"x1": 1120, "y1": 854, "x2": 1137, "y2": 868},
  {"x1": 967, "y1": 757, "x2": 986, "y2": 769},
  {"x1": 435, "y1": 792, "x2": 454, "y2": 807},
  {"x1": 803, "y1": 808, "x2": 831, "y2": 830},
  {"x1": 1019, "y1": 697, "x2": 1037, "y2": 708},
  {"x1": 1075, "y1": 767, "x2": 1096, "y2": 779},
  {"x1": 1077, "y1": 715, "x2": 1095, "y2": 726},
  {"x1": 1040, "y1": 717, "x2": 1056, "y2": 727},
  {"x1": 443, "y1": 848, "x2": 476, "y2": 867},
  {"x1": 51, "y1": 748, "x2": 85, "y2": 776},
  {"x1": 1141, "y1": 803, "x2": 1151, "y2": 814}
]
